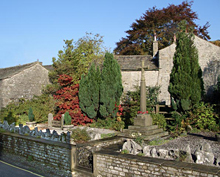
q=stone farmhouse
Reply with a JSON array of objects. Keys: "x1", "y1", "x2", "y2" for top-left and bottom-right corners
[
  {"x1": 0, "y1": 61, "x2": 51, "y2": 109},
  {"x1": 0, "y1": 35, "x2": 220, "y2": 109}
]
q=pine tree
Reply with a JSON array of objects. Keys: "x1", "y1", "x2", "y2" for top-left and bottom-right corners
[
  {"x1": 79, "y1": 63, "x2": 101, "y2": 119},
  {"x1": 99, "y1": 53, "x2": 123, "y2": 118},
  {"x1": 168, "y1": 20, "x2": 203, "y2": 112}
]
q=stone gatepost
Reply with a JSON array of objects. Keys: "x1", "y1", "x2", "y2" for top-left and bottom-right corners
[
  {"x1": 48, "y1": 113, "x2": 53, "y2": 128},
  {"x1": 133, "y1": 59, "x2": 152, "y2": 127}
]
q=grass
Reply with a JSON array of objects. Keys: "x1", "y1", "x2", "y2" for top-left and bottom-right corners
[
  {"x1": 0, "y1": 128, "x2": 6, "y2": 133},
  {"x1": 148, "y1": 137, "x2": 174, "y2": 146},
  {"x1": 121, "y1": 149, "x2": 129, "y2": 154},
  {"x1": 101, "y1": 133, "x2": 116, "y2": 139}
]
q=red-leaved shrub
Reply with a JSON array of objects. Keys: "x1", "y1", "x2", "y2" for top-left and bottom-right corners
[{"x1": 53, "y1": 74, "x2": 93, "y2": 125}]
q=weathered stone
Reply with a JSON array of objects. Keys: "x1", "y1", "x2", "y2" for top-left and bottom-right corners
[
  {"x1": 182, "y1": 145, "x2": 193, "y2": 163},
  {"x1": 14, "y1": 127, "x2": 19, "y2": 133},
  {"x1": 122, "y1": 139, "x2": 142, "y2": 155},
  {"x1": 66, "y1": 131, "x2": 71, "y2": 143},
  {"x1": 3, "y1": 120, "x2": 9, "y2": 130},
  {"x1": 23, "y1": 125, "x2": 30, "y2": 134},
  {"x1": 51, "y1": 130, "x2": 59, "y2": 141},
  {"x1": 18, "y1": 124, "x2": 24, "y2": 134},
  {"x1": 157, "y1": 149, "x2": 168, "y2": 158},
  {"x1": 195, "y1": 142, "x2": 215, "y2": 165},
  {"x1": 143, "y1": 145, "x2": 151, "y2": 156},
  {"x1": 61, "y1": 132, "x2": 66, "y2": 142},
  {"x1": 150, "y1": 147, "x2": 158, "y2": 157},
  {"x1": 45, "y1": 129, "x2": 51, "y2": 139},
  {"x1": 168, "y1": 149, "x2": 179, "y2": 159},
  {"x1": 88, "y1": 131, "x2": 101, "y2": 140},
  {"x1": 48, "y1": 113, "x2": 53, "y2": 128}
]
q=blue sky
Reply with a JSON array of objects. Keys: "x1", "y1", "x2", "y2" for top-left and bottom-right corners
[{"x1": 0, "y1": 0, "x2": 219, "y2": 68}]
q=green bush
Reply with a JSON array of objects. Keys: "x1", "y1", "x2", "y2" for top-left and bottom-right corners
[
  {"x1": 28, "y1": 107, "x2": 35, "y2": 122},
  {"x1": 3, "y1": 111, "x2": 17, "y2": 125},
  {"x1": 89, "y1": 117, "x2": 125, "y2": 131},
  {"x1": 17, "y1": 115, "x2": 29, "y2": 125},
  {"x1": 71, "y1": 128, "x2": 91, "y2": 142},
  {"x1": 64, "y1": 112, "x2": 72, "y2": 125},
  {"x1": 151, "y1": 113, "x2": 167, "y2": 130},
  {"x1": 188, "y1": 102, "x2": 219, "y2": 131},
  {"x1": 0, "y1": 94, "x2": 55, "y2": 124},
  {"x1": 168, "y1": 111, "x2": 187, "y2": 134}
]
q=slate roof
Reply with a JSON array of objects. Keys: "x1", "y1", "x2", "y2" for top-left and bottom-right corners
[
  {"x1": 115, "y1": 55, "x2": 158, "y2": 71},
  {"x1": 0, "y1": 62, "x2": 50, "y2": 80}
]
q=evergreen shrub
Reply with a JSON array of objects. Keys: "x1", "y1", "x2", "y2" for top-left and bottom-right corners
[
  {"x1": 151, "y1": 113, "x2": 167, "y2": 130},
  {"x1": 28, "y1": 107, "x2": 35, "y2": 122},
  {"x1": 64, "y1": 112, "x2": 72, "y2": 125}
]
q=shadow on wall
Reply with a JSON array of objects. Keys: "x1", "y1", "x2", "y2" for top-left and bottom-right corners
[{"x1": 203, "y1": 60, "x2": 220, "y2": 102}]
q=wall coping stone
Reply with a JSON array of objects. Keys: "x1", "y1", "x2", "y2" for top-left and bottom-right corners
[{"x1": 0, "y1": 131, "x2": 74, "y2": 149}]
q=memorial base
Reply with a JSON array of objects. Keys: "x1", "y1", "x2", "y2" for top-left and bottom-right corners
[{"x1": 134, "y1": 114, "x2": 152, "y2": 127}]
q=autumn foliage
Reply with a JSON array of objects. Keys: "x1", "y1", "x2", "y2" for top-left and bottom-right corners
[
  {"x1": 114, "y1": 1, "x2": 210, "y2": 55},
  {"x1": 53, "y1": 74, "x2": 92, "y2": 125}
]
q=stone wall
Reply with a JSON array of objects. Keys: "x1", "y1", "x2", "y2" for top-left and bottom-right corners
[
  {"x1": 0, "y1": 132, "x2": 75, "y2": 176},
  {"x1": 0, "y1": 63, "x2": 50, "y2": 108},
  {"x1": 121, "y1": 71, "x2": 159, "y2": 93},
  {"x1": 94, "y1": 151, "x2": 220, "y2": 177}
]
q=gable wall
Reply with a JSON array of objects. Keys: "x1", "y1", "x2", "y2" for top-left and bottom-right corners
[
  {"x1": 0, "y1": 63, "x2": 50, "y2": 108},
  {"x1": 158, "y1": 36, "x2": 220, "y2": 105}
]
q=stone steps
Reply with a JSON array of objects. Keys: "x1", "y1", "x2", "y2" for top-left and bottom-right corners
[
  {"x1": 123, "y1": 127, "x2": 164, "y2": 136},
  {"x1": 120, "y1": 124, "x2": 169, "y2": 141},
  {"x1": 143, "y1": 131, "x2": 169, "y2": 140}
]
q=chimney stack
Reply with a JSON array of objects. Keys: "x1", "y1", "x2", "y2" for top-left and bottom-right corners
[{"x1": 153, "y1": 32, "x2": 158, "y2": 57}]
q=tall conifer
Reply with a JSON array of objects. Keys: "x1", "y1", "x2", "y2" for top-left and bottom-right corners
[
  {"x1": 79, "y1": 63, "x2": 101, "y2": 119},
  {"x1": 168, "y1": 20, "x2": 203, "y2": 112},
  {"x1": 99, "y1": 53, "x2": 123, "y2": 117}
]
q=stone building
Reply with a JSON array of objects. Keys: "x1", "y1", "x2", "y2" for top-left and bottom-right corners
[
  {"x1": 116, "y1": 35, "x2": 220, "y2": 105},
  {"x1": 0, "y1": 35, "x2": 219, "y2": 109},
  {"x1": 0, "y1": 61, "x2": 51, "y2": 109}
]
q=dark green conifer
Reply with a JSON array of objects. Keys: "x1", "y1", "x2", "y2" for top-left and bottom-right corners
[
  {"x1": 99, "y1": 53, "x2": 123, "y2": 117},
  {"x1": 28, "y1": 107, "x2": 35, "y2": 122},
  {"x1": 79, "y1": 63, "x2": 101, "y2": 119},
  {"x1": 168, "y1": 20, "x2": 203, "y2": 112}
]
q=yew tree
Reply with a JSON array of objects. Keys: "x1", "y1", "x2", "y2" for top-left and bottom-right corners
[
  {"x1": 79, "y1": 63, "x2": 101, "y2": 119},
  {"x1": 168, "y1": 20, "x2": 203, "y2": 112},
  {"x1": 114, "y1": 1, "x2": 210, "y2": 55},
  {"x1": 99, "y1": 53, "x2": 123, "y2": 118}
]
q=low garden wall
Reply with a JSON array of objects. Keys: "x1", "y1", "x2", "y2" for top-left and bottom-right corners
[
  {"x1": 0, "y1": 132, "x2": 77, "y2": 177},
  {"x1": 1, "y1": 131, "x2": 220, "y2": 177},
  {"x1": 94, "y1": 150, "x2": 220, "y2": 177}
]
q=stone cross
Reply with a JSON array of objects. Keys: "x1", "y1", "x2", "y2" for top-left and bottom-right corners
[{"x1": 140, "y1": 59, "x2": 146, "y2": 112}]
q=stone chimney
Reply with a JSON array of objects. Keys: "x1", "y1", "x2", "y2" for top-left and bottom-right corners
[
  {"x1": 173, "y1": 33, "x2": 176, "y2": 43},
  {"x1": 153, "y1": 32, "x2": 158, "y2": 57}
]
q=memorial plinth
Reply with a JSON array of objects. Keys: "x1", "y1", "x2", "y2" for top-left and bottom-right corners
[{"x1": 134, "y1": 114, "x2": 152, "y2": 127}]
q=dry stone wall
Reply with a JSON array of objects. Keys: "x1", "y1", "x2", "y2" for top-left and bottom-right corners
[{"x1": 0, "y1": 132, "x2": 74, "y2": 176}]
